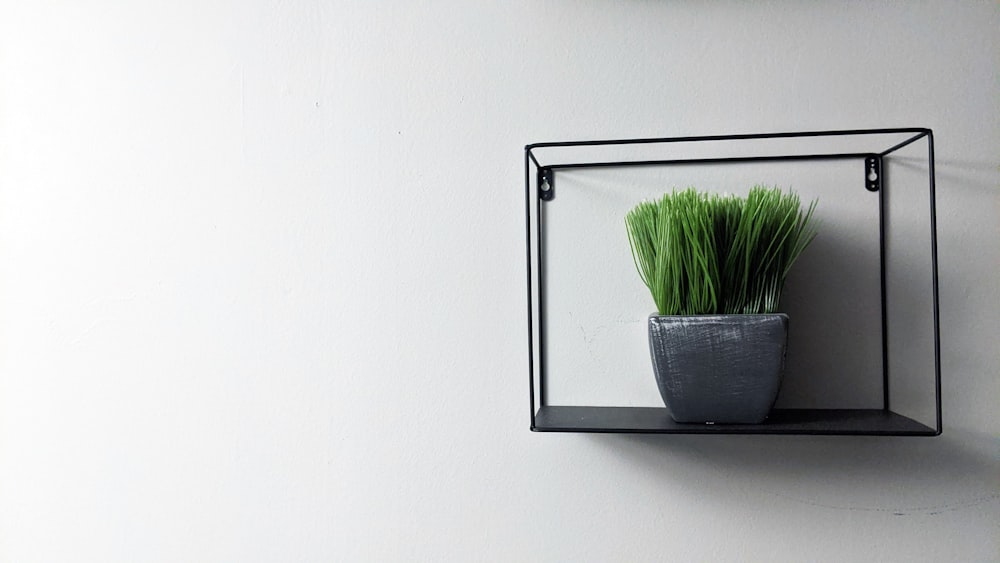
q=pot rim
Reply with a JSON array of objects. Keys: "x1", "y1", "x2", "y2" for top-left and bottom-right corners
[{"x1": 648, "y1": 312, "x2": 789, "y2": 319}]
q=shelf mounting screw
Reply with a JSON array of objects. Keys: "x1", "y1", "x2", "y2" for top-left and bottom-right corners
[
  {"x1": 865, "y1": 156, "x2": 882, "y2": 192},
  {"x1": 538, "y1": 168, "x2": 555, "y2": 201}
]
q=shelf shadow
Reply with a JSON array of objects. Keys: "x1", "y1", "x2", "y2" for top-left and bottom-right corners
[{"x1": 585, "y1": 428, "x2": 999, "y2": 516}]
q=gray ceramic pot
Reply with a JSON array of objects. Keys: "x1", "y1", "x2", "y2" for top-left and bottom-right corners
[{"x1": 648, "y1": 314, "x2": 788, "y2": 424}]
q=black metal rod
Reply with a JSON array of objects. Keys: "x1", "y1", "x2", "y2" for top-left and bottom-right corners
[
  {"x1": 878, "y1": 161, "x2": 890, "y2": 411},
  {"x1": 526, "y1": 127, "x2": 931, "y2": 152},
  {"x1": 537, "y1": 193, "x2": 547, "y2": 409},
  {"x1": 525, "y1": 150, "x2": 536, "y2": 428},
  {"x1": 547, "y1": 152, "x2": 871, "y2": 171},
  {"x1": 928, "y1": 132, "x2": 943, "y2": 435},
  {"x1": 879, "y1": 131, "x2": 929, "y2": 157}
]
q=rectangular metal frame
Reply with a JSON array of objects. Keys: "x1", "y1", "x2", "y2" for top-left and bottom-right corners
[{"x1": 524, "y1": 128, "x2": 941, "y2": 435}]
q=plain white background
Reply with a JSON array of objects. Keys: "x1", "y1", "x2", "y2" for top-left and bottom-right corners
[{"x1": 1, "y1": 2, "x2": 997, "y2": 561}]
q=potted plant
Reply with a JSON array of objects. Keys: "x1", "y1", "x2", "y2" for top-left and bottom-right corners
[{"x1": 625, "y1": 186, "x2": 818, "y2": 423}]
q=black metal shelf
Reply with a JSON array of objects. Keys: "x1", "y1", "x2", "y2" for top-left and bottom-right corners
[
  {"x1": 524, "y1": 128, "x2": 941, "y2": 436},
  {"x1": 533, "y1": 407, "x2": 936, "y2": 435}
]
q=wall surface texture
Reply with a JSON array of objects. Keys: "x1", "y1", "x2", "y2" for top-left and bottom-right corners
[{"x1": 1, "y1": 2, "x2": 997, "y2": 561}]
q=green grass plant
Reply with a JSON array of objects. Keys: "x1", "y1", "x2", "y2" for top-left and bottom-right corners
[{"x1": 626, "y1": 186, "x2": 818, "y2": 316}]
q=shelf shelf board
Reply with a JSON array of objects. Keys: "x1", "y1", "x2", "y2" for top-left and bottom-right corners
[{"x1": 532, "y1": 406, "x2": 938, "y2": 436}]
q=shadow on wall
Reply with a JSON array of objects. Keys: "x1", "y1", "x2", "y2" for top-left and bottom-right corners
[
  {"x1": 778, "y1": 224, "x2": 882, "y2": 410},
  {"x1": 777, "y1": 155, "x2": 940, "y2": 427},
  {"x1": 587, "y1": 429, "x2": 999, "y2": 516},
  {"x1": 926, "y1": 154, "x2": 1000, "y2": 369}
]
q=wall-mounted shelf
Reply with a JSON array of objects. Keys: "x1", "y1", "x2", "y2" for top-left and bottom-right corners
[{"x1": 524, "y1": 129, "x2": 941, "y2": 435}]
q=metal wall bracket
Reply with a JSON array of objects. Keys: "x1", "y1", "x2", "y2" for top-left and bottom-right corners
[
  {"x1": 538, "y1": 168, "x2": 555, "y2": 201},
  {"x1": 865, "y1": 155, "x2": 882, "y2": 192}
]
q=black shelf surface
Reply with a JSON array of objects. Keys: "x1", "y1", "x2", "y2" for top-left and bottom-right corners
[{"x1": 532, "y1": 406, "x2": 937, "y2": 435}]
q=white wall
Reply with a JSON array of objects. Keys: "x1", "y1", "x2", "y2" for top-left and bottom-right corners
[{"x1": 1, "y1": 1, "x2": 997, "y2": 561}]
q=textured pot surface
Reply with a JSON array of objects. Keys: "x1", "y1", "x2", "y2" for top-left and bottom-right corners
[{"x1": 648, "y1": 314, "x2": 788, "y2": 424}]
